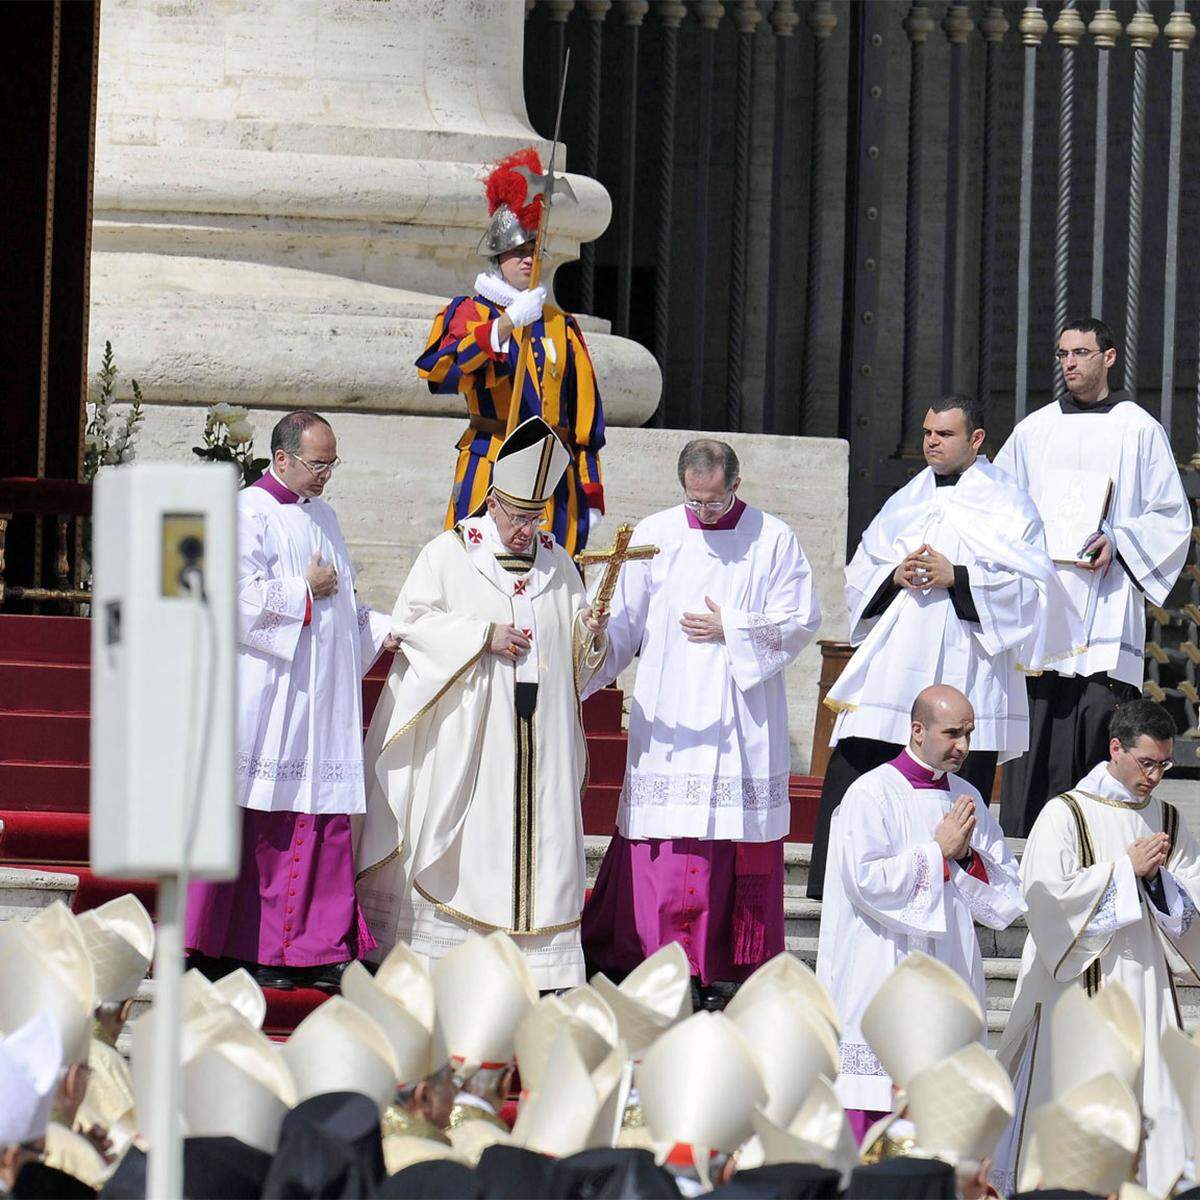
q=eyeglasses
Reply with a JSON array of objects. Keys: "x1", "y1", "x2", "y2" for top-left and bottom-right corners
[
  {"x1": 683, "y1": 492, "x2": 736, "y2": 516},
  {"x1": 495, "y1": 501, "x2": 544, "y2": 531},
  {"x1": 1054, "y1": 348, "x2": 1098, "y2": 362},
  {"x1": 292, "y1": 454, "x2": 340, "y2": 477},
  {"x1": 1123, "y1": 748, "x2": 1174, "y2": 777}
]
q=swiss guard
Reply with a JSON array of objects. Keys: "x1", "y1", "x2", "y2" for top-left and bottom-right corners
[{"x1": 416, "y1": 147, "x2": 605, "y2": 556}]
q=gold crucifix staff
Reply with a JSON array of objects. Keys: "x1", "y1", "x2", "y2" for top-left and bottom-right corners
[{"x1": 576, "y1": 523, "x2": 659, "y2": 617}]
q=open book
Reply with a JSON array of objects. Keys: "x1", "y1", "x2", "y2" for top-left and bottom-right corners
[{"x1": 1039, "y1": 469, "x2": 1114, "y2": 565}]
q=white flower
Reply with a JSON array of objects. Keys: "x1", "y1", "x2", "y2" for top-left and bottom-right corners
[
  {"x1": 226, "y1": 419, "x2": 255, "y2": 445},
  {"x1": 225, "y1": 406, "x2": 250, "y2": 422},
  {"x1": 85, "y1": 433, "x2": 102, "y2": 450}
]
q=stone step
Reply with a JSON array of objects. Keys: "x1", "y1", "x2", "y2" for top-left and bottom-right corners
[{"x1": 0, "y1": 865, "x2": 78, "y2": 922}]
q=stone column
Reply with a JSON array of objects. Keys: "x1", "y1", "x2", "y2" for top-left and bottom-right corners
[{"x1": 88, "y1": 0, "x2": 660, "y2": 425}]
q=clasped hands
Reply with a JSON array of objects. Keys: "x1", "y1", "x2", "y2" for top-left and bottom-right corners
[
  {"x1": 488, "y1": 606, "x2": 608, "y2": 661},
  {"x1": 1128, "y1": 832, "x2": 1170, "y2": 879},
  {"x1": 934, "y1": 796, "x2": 976, "y2": 861},
  {"x1": 894, "y1": 544, "x2": 955, "y2": 590}
]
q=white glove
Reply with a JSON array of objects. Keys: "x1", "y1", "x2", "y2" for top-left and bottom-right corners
[{"x1": 504, "y1": 286, "x2": 546, "y2": 330}]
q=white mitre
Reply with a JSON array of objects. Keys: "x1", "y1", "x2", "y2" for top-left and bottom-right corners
[
  {"x1": 726, "y1": 951, "x2": 841, "y2": 1037},
  {"x1": 484, "y1": 416, "x2": 570, "y2": 514},
  {"x1": 905, "y1": 1043, "x2": 1015, "y2": 1186},
  {"x1": 727, "y1": 987, "x2": 840, "y2": 1126},
  {"x1": 283, "y1": 996, "x2": 399, "y2": 1114},
  {"x1": 750, "y1": 1078, "x2": 858, "y2": 1188},
  {"x1": 1027, "y1": 1073, "x2": 1141, "y2": 1195},
  {"x1": 341, "y1": 959, "x2": 435, "y2": 1087},
  {"x1": 77, "y1": 893, "x2": 155, "y2": 1006},
  {"x1": 432, "y1": 932, "x2": 537, "y2": 1079},
  {"x1": 860, "y1": 951, "x2": 984, "y2": 1090},
  {"x1": 636, "y1": 1012, "x2": 767, "y2": 1163},
  {"x1": 590, "y1": 942, "x2": 692, "y2": 1061},
  {"x1": 1050, "y1": 981, "x2": 1143, "y2": 1096},
  {"x1": 0, "y1": 901, "x2": 95, "y2": 1064},
  {"x1": 515, "y1": 985, "x2": 617, "y2": 1094},
  {"x1": 0, "y1": 1013, "x2": 63, "y2": 1145}
]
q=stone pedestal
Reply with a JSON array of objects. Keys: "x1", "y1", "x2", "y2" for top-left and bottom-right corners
[{"x1": 88, "y1": 0, "x2": 660, "y2": 423}]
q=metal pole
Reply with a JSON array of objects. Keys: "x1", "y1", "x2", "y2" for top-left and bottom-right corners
[
  {"x1": 762, "y1": 0, "x2": 800, "y2": 434},
  {"x1": 690, "y1": 1, "x2": 724, "y2": 429},
  {"x1": 899, "y1": 4, "x2": 933, "y2": 453},
  {"x1": 1161, "y1": 4, "x2": 1194, "y2": 432},
  {"x1": 1015, "y1": 6, "x2": 1048, "y2": 422},
  {"x1": 1089, "y1": 4, "x2": 1119, "y2": 314},
  {"x1": 799, "y1": 0, "x2": 837, "y2": 430},
  {"x1": 614, "y1": 1, "x2": 647, "y2": 338},
  {"x1": 726, "y1": 0, "x2": 761, "y2": 430},
  {"x1": 146, "y1": 875, "x2": 184, "y2": 1200},
  {"x1": 546, "y1": 0, "x2": 575, "y2": 129},
  {"x1": 939, "y1": 3, "x2": 973, "y2": 396},
  {"x1": 579, "y1": 1, "x2": 611, "y2": 315},
  {"x1": 1052, "y1": 3, "x2": 1083, "y2": 403},
  {"x1": 976, "y1": 6, "x2": 1008, "y2": 419},
  {"x1": 651, "y1": 1, "x2": 685, "y2": 428},
  {"x1": 1123, "y1": 3, "x2": 1156, "y2": 398}
]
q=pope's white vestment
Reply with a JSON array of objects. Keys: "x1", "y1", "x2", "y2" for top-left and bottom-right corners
[
  {"x1": 355, "y1": 516, "x2": 606, "y2": 989},
  {"x1": 994, "y1": 762, "x2": 1200, "y2": 1196},
  {"x1": 584, "y1": 502, "x2": 821, "y2": 841},
  {"x1": 816, "y1": 751, "x2": 1024, "y2": 1113},
  {"x1": 236, "y1": 480, "x2": 390, "y2": 814}
]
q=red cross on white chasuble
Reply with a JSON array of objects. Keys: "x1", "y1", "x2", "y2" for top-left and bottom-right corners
[
  {"x1": 467, "y1": 527, "x2": 483, "y2": 544},
  {"x1": 539, "y1": 534, "x2": 554, "y2": 551},
  {"x1": 513, "y1": 579, "x2": 528, "y2": 596},
  {"x1": 521, "y1": 629, "x2": 533, "y2": 640}
]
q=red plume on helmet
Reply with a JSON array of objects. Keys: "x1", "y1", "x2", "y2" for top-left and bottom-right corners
[{"x1": 483, "y1": 148, "x2": 545, "y2": 235}]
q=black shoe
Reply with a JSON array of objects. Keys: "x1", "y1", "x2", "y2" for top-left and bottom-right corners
[
  {"x1": 698, "y1": 982, "x2": 737, "y2": 1012},
  {"x1": 250, "y1": 965, "x2": 296, "y2": 992},
  {"x1": 304, "y1": 960, "x2": 352, "y2": 993}
]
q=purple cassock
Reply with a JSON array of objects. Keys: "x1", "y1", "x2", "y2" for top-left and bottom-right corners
[
  {"x1": 582, "y1": 494, "x2": 786, "y2": 986},
  {"x1": 185, "y1": 470, "x2": 377, "y2": 969}
]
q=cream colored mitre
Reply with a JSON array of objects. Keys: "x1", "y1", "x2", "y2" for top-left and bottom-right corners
[
  {"x1": 182, "y1": 1015, "x2": 296, "y2": 1154},
  {"x1": 727, "y1": 987, "x2": 840, "y2": 1126},
  {"x1": 1050, "y1": 981, "x2": 1143, "y2": 1096},
  {"x1": 374, "y1": 942, "x2": 436, "y2": 1037},
  {"x1": 283, "y1": 996, "x2": 400, "y2": 1114},
  {"x1": 860, "y1": 951, "x2": 984, "y2": 1089},
  {"x1": 342, "y1": 960, "x2": 435, "y2": 1086},
  {"x1": 213, "y1": 968, "x2": 267, "y2": 1030},
  {"x1": 725, "y1": 951, "x2": 841, "y2": 1037},
  {"x1": 590, "y1": 942, "x2": 692, "y2": 1061},
  {"x1": 0, "y1": 900, "x2": 95, "y2": 1064},
  {"x1": 905, "y1": 1042, "x2": 1014, "y2": 1182},
  {"x1": 636, "y1": 1011, "x2": 767, "y2": 1158},
  {"x1": 76, "y1": 893, "x2": 155, "y2": 1006},
  {"x1": 0, "y1": 1012, "x2": 63, "y2": 1146},
  {"x1": 432, "y1": 932, "x2": 537, "y2": 1079},
  {"x1": 751, "y1": 1077, "x2": 858, "y2": 1189},
  {"x1": 448, "y1": 1118, "x2": 515, "y2": 1164},
  {"x1": 515, "y1": 988, "x2": 616, "y2": 1095},
  {"x1": 1030, "y1": 1072, "x2": 1141, "y2": 1195},
  {"x1": 487, "y1": 417, "x2": 570, "y2": 514}
]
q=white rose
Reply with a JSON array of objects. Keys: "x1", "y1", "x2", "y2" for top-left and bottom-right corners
[
  {"x1": 225, "y1": 406, "x2": 250, "y2": 422},
  {"x1": 226, "y1": 419, "x2": 255, "y2": 445}
]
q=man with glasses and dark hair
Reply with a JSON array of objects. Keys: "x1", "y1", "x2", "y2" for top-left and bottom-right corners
[
  {"x1": 996, "y1": 317, "x2": 1191, "y2": 837},
  {"x1": 581, "y1": 438, "x2": 821, "y2": 1007},
  {"x1": 186, "y1": 410, "x2": 399, "y2": 993},
  {"x1": 357, "y1": 417, "x2": 609, "y2": 989},
  {"x1": 995, "y1": 698, "x2": 1200, "y2": 1195},
  {"x1": 806, "y1": 396, "x2": 1082, "y2": 900}
]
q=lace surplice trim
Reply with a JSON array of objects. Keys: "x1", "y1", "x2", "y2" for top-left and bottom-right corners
[
  {"x1": 622, "y1": 771, "x2": 790, "y2": 812},
  {"x1": 1085, "y1": 879, "x2": 1121, "y2": 936},
  {"x1": 245, "y1": 579, "x2": 301, "y2": 653},
  {"x1": 1179, "y1": 886, "x2": 1198, "y2": 935},
  {"x1": 237, "y1": 753, "x2": 364, "y2": 783},
  {"x1": 356, "y1": 603, "x2": 372, "y2": 631},
  {"x1": 745, "y1": 612, "x2": 789, "y2": 677},
  {"x1": 897, "y1": 845, "x2": 934, "y2": 922},
  {"x1": 840, "y1": 1041, "x2": 888, "y2": 1077}
]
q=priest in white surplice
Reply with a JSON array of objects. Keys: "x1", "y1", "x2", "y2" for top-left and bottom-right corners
[
  {"x1": 186, "y1": 411, "x2": 394, "y2": 992},
  {"x1": 996, "y1": 317, "x2": 1191, "y2": 837},
  {"x1": 816, "y1": 685, "x2": 1024, "y2": 1131},
  {"x1": 355, "y1": 417, "x2": 609, "y2": 989},
  {"x1": 807, "y1": 394, "x2": 1083, "y2": 900},
  {"x1": 580, "y1": 439, "x2": 821, "y2": 1004},
  {"x1": 995, "y1": 699, "x2": 1200, "y2": 1195}
]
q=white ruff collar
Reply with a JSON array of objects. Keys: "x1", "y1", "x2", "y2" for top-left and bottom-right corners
[{"x1": 474, "y1": 272, "x2": 520, "y2": 308}]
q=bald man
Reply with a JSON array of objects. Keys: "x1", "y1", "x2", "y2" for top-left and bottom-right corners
[{"x1": 816, "y1": 685, "x2": 1025, "y2": 1136}]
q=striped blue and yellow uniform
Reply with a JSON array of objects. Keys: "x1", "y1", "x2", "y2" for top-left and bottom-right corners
[{"x1": 415, "y1": 294, "x2": 605, "y2": 557}]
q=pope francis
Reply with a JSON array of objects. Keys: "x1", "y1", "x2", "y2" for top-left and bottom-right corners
[{"x1": 355, "y1": 418, "x2": 609, "y2": 989}]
